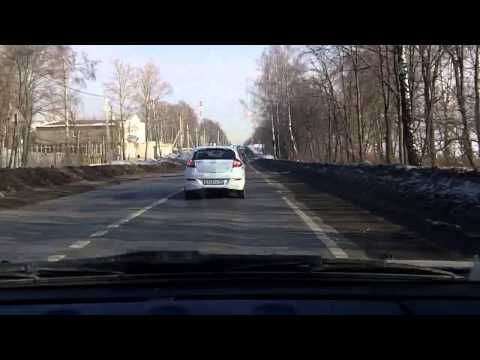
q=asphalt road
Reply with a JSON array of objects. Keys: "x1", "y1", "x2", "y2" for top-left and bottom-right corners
[{"x1": 0, "y1": 161, "x2": 465, "y2": 264}]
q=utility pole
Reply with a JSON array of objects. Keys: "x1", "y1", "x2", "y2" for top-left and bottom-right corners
[
  {"x1": 64, "y1": 67, "x2": 71, "y2": 165},
  {"x1": 179, "y1": 113, "x2": 184, "y2": 150},
  {"x1": 197, "y1": 101, "x2": 203, "y2": 147},
  {"x1": 152, "y1": 101, "x2": 157, "y2": 158},
  {"x1": 104, "y1": 98, "x2": 112, "y2": 163},
  {"x1": 159, "y1": 104, "x2": 164, "y2": 144}
]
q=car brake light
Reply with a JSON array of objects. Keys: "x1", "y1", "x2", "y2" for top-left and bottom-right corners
[
  {"x1": 186, "y1": 159, "x2": 195, "y2": 168},
  {"x1": 233, "y1": 159, "x2": 242, "y2": 168}
]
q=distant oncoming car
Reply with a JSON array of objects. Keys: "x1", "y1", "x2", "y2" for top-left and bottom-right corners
[{"x1": 184, "y1": 146, "x2": 246, "y2": 199}]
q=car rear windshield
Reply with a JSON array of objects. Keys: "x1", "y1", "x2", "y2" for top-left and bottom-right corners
[{"x1": 194, "y1": 149, "x2": 236, "y2": 160}]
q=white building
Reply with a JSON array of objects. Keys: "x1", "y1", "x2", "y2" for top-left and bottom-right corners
[{"x1": 31, "y1": 114, "x2": 173, "y2": 166}]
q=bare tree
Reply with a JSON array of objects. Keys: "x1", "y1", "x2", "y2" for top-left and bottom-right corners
[
  {"x1": 473, "y1": 45, "x2": 480, "y2": 157},
  {"x1": 0, "y1": 50, "x2": 16, "y2": 167},
  {"x1": 248, "y1": 45, "x2": 480, "y2": 169},
  {"x1": 2, "y1": 46, "x2": 61, "y2": 167},
  {"x1": 135, "y1": 62, "x2": 171, "y2": 160},
  {"x1": 104, "y1": 59, "x2": 136, "y2": 160},
  {"x1": 445, "y1": 45, "x2": 477, "y2": 169},
  {"x1": 54, "y1": 46, "x2": 97, "y2": 165},
  {"x1": 377, "y1": 45, "x2": 393, "y2": 163},
  {"x1": 419, "y1": 45, "x2": 442, "y2": 167},
  {"x1": 394, "y1": 45, "x2": 420, "y2": 165}
]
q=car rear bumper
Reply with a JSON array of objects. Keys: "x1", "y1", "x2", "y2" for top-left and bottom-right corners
[{"x1": 184, "y1": 177, "x2": 245, "y2": 191}]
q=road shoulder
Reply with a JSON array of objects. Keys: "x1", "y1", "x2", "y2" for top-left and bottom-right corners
[{"x1": 0, "y1": 171, "x2": 183, "y2": 211}]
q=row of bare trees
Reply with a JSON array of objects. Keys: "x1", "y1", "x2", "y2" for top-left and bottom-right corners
[
  {"x1": 0, "y1": 45, "x2": 97, "y2": 168},
  {"x1": 104, "y1": 60, "x2": 229, "y2": 160},
  {"x1": 246, "y1": 45, "x2": 480, "y2": 169},
  {"x1": 0, "y1": 46, "x2": 230, "y2": 167}
]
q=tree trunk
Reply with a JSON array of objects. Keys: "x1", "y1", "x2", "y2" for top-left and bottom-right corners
[
  {"x1": 286, "y1": 91, "x2": 298, "y2": 159},
  {"x1": 340, "y1": 59, "x2": 355, "y2": 162},
  {"x1": 105, "y1": 107, "x2": 112, "y2": 163},
  {"x1": 474, "y1": 45, "x2": 480, "y2": 158},
  {"x1": 378, "y1": 45, "x2": 392, "y2": 163},
  {"x1": 120, "y1": 111, "x2": 126, "y2": 161},
  {"x1": 270, "y1": 105, "x2": 277, "y2": 159},
  {"x1": 393, "y1": 51, "x2": 403, "y2": 164},
  {"x1": 353, "y1": 46, "x2": 364, "y2": 162},
  {"x1": 327, "y1": 103, "x2": 333, "y2": 162},
  {"x1": 420, "y1": 45, "x2": 437, "y2": 167},
  {"x1": 8, "y1": 113, "x2": 18, "y2": 168},
  {"x1": 395, "y1": 45, "x2": 420, "y2": 166},
  {"x1": 144, "y1": 110, "x2": 149, "y2": 161},
  {"x1": 449, "y1": 45, "x2": 477, "y2": 169},
  {"x1": 21, "y1": 105, "x2": 33, "y2": 168},
  {"x1": 275, "y1": 102, "x2": 282, "y2": 159},
  {"x1": 64, "y1": 71, "x2": 71, "y2": 166}
]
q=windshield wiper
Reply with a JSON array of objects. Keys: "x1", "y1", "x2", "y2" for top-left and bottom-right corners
[
  {"x1": 0, "y1": 252, "x2": 464, "y2": 282},
  {"x1": 0, "y1": 264, "x2": 124, "y2": 281},
  {"x1": 228, "y1": 259, "x2": 463, "y2": 280}
]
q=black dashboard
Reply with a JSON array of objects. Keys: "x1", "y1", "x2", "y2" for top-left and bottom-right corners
[{"x1": 1, "y1": 281, "x2": 480, "y2": 315}]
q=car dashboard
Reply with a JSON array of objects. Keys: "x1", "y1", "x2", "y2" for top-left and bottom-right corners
[{"x1": 1, "y1": 281, "x2": 480, "y2": 315}]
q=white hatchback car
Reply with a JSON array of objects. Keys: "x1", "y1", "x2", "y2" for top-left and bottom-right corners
[{"x1": 184, "y1": 146, "x2": 246, "y2": 199}]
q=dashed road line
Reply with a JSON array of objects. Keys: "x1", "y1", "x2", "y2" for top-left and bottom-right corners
[
  {"x1": 103, "y1": 190, "x2": 182, "y2": 231},
  {"x1": 46, "y1": 188, "x2": 183, "y2": 262},
  {"x1": 90, "y1": 229, "x2": 110, "y2": 238},
  {"x1": 89, "y1": 189, "x2": 182, "y2": 240},
  {"x1": 69, "y1": 240, "x2": 91, "y2": 249},
  {"x1": 47, "y1": 255, "x2": 66, "y2": 262}
]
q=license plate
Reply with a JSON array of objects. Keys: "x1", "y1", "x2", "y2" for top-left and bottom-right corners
[{"x1": 203, "y1": 179, "x2": 224, "y2": 185}]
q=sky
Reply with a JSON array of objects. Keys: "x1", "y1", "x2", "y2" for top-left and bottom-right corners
[{"x1": 71, "y1": 45, "x2": 267, "y2": 144}]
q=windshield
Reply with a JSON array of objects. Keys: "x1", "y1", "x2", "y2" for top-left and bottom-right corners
[
  {"x1": 194, "y1": 149, "x2": 236, "y2": 160},
  {"x1": 0, "y1": 44, "x2": 479, "y2": 283}
]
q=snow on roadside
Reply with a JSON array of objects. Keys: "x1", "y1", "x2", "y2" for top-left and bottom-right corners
[
  {"x1": 107, "y1": 159, "x2": 183, "y2": 166},
  {"x1": 314, "y1": 163, "x2": 480, "y2": 206},
  {"x1": 255, "y1": 158, "x2": 480, "y2": 234}
]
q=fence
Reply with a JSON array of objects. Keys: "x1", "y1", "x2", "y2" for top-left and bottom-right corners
[{"x1": 1, "y1": 141, "x2": 174, "y2": 168}]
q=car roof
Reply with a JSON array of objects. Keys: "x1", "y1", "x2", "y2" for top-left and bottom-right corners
[{"x1": 194, "y1": 146, "x2": 236, "y2": 152}]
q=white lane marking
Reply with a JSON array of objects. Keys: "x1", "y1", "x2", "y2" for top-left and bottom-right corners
[
  {"x1": 48, "y1": 255, "x2": 66, "y2": 262},
  {"x1": 386, "y1": 259, "x2": 474, "y2": 268},
  {"x1": 69, "y1": 240, "x2": 91, "y2": 249},
  {"x1": 281, "y1": 196, "x2": 349, "y2": 259},
  {"x1": 89, "y1": 189, "x2": 183, "y2": 238},
  {"x1": 250, "y1": 163, "x2": 349, "y2": 259},
  {"x1": 90, "y1": 230, "x2": 109, "y2": 238},
  {"x1": 107, "y1": 191, "x2": 181, "y2": 228}
]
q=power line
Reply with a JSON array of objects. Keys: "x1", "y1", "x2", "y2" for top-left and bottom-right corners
[
  {"x1": 52, "y1": 80, "x2": 127, "y2": 113},
  {"x1": 48, "y1": 77, "x2": 105, "y2": 99},
  {"x1": 67, "y1": 86, "x2": 104, "y2": 98}
]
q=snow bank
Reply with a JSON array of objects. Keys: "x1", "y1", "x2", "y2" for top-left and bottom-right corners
[{"x1": 254, "y1": 159, "x2": 480, "y2": 251}]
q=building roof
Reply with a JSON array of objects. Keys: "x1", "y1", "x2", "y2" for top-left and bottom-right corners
[
  {"x1": 37, "y1": 114, "x2": 144, "y2": 129},
  {"x1": 37, "y1": 119, "x2": 119, "y2": 128},
  {"x1": 194, "y1": 145, "x2": 237, "y2": 152}
]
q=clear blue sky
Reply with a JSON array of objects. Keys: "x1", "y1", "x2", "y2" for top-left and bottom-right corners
[{"x1": 72, "y1": 45, "x2": 267, "y2": 144}]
